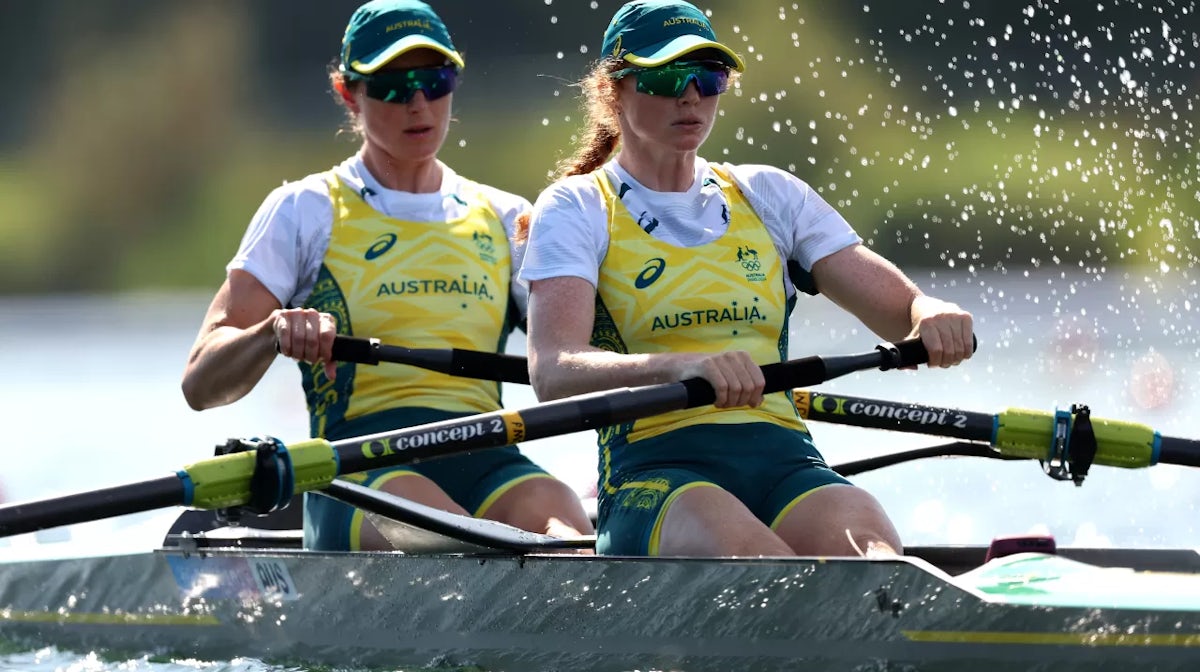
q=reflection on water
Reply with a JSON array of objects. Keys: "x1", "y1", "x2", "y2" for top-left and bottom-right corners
[
  {"x1": 0, "y1": 647, "x2": 303, "y2": 672},
  {"x1": 1, "y1": 270, "x2": 1195, "y2": 553}
]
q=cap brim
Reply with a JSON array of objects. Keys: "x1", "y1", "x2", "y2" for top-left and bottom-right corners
[
  {"x1": 349, "y1": 34, "x2": 465, "y2": 73},
  {"x1": 624, "y1": 34, "x2": 745, "y2": 72}
]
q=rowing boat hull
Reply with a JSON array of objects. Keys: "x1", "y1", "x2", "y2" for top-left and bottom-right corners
[{"x1": 2, "y1": 548, "x2": 1198, "y2": 671}]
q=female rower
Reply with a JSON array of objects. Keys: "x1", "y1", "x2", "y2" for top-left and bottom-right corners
[
  {"x1": 521, "y1": 0, "x2": 973, "y2": 557},
  {"x1": 182, "y1": 0, "x2": 592, "y2": 551}
]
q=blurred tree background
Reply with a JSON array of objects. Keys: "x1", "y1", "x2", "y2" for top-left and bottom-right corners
[{"x1": 0, "y1": 0, "x2": 1195, "y2": 295}]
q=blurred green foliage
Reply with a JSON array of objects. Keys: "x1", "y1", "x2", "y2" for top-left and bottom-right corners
[{"x1": 0, "y1": 0, "x2": 1194, "y2": 294}]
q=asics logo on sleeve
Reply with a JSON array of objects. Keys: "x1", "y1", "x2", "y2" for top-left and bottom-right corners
[{"x1": 635, "y1": 257, "x2": 667, "y2": 289}]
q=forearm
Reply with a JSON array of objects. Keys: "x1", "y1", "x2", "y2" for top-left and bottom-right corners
[
  {"x1": 181, "y1": 316, "x2": 279, "y2": 410},
  {"x1": 852, "y1": 290, "x2": 921, "y2": 342},
  {"x1": 848, "y1": 281, "x2": 967, "y2": 343},
  {"x1": 530, "y1": 346, "x2": 695, "y2": 401}
]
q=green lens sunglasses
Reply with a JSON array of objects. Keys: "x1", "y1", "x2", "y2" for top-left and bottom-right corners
[
  {"x1": 611, "y1": 60, "x2": 731, "y2": 98},
  {"x1": 353, "y1": 65, "x2": 459, "y2": 104}
]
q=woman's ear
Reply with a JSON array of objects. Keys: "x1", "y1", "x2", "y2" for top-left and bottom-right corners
[
  {"x1": 334, "y1": 78, "x2": 359, "y2": 113},
  {"x1": 607, "y1": 79, "x2": 623, "y2": 116}
]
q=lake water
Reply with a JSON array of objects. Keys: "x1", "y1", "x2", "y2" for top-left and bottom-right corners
[{"x1": 1, "y1": 268, "x2": 1198, "y2": 670}]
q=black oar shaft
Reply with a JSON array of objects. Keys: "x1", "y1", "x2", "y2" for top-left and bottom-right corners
[
  {"x1": 0, "y1": 476, "x2": 184, "y2": 538},
  {"x1": 333, "y1": 335, "x2": 947, "y2": 389},
  {"x1": 322, "y1": 480, "x2": 592, "y2": 551},
  {"x1": 331, "y1": 353, "x2": 838, "y2": 475},
  {"x1": 832, "y1": 441, "x2": 1026, "y2": 476},
  {"x1": 796, "y1": 391, "x2": 996, "y2": 441},
  {"x1": 332, "y1": 379, "x2": 719, "y2": 475},
  {"x1": 1159, "y1": 436, "x2": 1200, "y2": 468},
  {"x1": 332, "y1": 336, "x2": 531, "y2": 385}
]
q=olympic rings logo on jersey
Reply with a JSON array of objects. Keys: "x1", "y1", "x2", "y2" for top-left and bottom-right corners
[
  {"x1": 735, "y1": 246, "x2": 766, "y2": 282},
  {"x1": 736, "y1": 246, "x2": 761, "y2": 271}
]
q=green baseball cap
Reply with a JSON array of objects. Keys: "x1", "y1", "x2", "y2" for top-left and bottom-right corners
[
  {"x1": 601, "y1": 0, "x2": 745, "y2": 71},
  {"x1": 340, "y1": 0, "x2": 465, "y2": 76}
]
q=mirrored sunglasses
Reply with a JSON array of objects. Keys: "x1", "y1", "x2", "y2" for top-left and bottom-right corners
[
  {"x1": 612, "y1": 60, "x2": 730, "y2": 98},
  {"x1": 357, "y1": 65, "x2": 459, "y2": 104}
]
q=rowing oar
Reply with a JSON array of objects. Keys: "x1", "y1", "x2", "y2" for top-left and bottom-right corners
[
  {"x1": 333, "y1": 336, "x2": 1200, "y2": 484},
  {"x1": 792, "y1": 390, "x2": 1200, "y2": 483},
  {"x1": 0, "y1": 338, "x2": 934, "y2": 538},
  {"x1": 331, "y1": 336, "x2": 1200, "y2": 477}
]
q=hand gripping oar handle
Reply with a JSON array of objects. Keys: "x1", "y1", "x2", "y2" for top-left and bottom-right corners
[
  {"x1": 329, "y1": 334, "x2": 961, "y2": 388},
  {"x1": 0, "y1": 337, "x2": 941, "y2": 538},
  {"x1": 676, "y1": 338, "x2": 940, "y2": 408},
  {"x1": 332, "y1": 336, "x2": 531, "y2": 385},
  {"x1": 330, "y1": 336, "x2": 948, "y2": 475}
]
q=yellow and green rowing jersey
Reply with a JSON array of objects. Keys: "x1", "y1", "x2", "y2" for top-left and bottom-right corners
[
  {"x1": 299, "y1": 171, "x2": 513, "y2": 439},
  {"x1": 590, "y1": 165, "x2": 806, "y2": 450}
]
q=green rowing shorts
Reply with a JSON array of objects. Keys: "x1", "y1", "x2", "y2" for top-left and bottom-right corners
[
  {"x1": 595, "y1": 422, "x2": 852, "y2": 555},
  {"x1": 304, "y1": 406, "x2": 552, "y2": 551}
]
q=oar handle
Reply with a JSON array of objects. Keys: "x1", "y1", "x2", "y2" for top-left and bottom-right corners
[
  {"x1": 335, "y1": 336, "x2": 941, "y2": 474},
  {"x1": 330, "y1": 334, "x2": 974, "y2": 391},
  {"x1": 332, "y1": 335, "x2": 531, "y2": 385},
  {"x1": 673, "y1": 338, "x2": 937, "y2": 407}
]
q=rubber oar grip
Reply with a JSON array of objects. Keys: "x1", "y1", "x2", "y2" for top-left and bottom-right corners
[
  {"x1": 883, "y1": 334, "x2": 979, "y2": 369},
  {"x1": 678, "y1": 338, "x2": 935, "y2": 407},
  {"x1": 328, "y1": 334, "x2": 967, "y2": 388},
  {"x1": 331, "y1": 335, "x2": 530, "y2": 385},
  {"x1": 331, "y1": 334, "x2": 380, "y2": 364}
]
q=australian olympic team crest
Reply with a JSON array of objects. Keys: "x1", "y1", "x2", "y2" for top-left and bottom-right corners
[
  {"x1": 472, "y1": 229, "x2": 497, "y2": 264},
  {"x1": 736, "y1": 246, "x2": 766, "y2": 282}
]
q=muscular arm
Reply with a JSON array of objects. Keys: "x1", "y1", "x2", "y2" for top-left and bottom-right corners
[
  {"x1": 812, "y1": 244, "x2": 972, "y2": 366},
  {"x1": 181, "y1": 270, "x2": 336, "y2": 410},
  {"x1": 526, "y1": 276, "x2": 763, "y2": 407},
  {"x1": 181, "y1": 271, "x2": 284, "y2": 410},
  {"x1": 810, "y1": 244, "x2": 921, "y2": 341}
]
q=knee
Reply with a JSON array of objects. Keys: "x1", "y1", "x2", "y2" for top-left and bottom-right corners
[
  {"x1": 777, "y1": 485, "x2": 902, "y2": 556},
  {"x1": 485, "y1": 477, "x2": 592, "y2": 532},
  {"x1": 514, "y1": 475, "x2": 583, "y2": 509},
  {"x1": 831, "y1": 490, "x2": 902, "y2": 554}
]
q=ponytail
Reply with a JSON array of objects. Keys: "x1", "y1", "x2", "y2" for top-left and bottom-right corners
[
  {"x1": 554, "y1": 59, "x2": 624, "y2": 179},
  {"x1": 517, "y1": 59, "x2": 625, "y2": 243}
]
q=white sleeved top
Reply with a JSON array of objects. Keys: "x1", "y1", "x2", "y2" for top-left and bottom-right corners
[
  {"x1": 227, "y1": 155, "x2": 533, "y2": 316},
  {"x1": 519, "y1": 158, "x2": 861, "y2": 297}
]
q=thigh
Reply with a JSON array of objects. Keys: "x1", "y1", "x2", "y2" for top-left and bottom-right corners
[
  {"x1": 755, "y1": 446, "x2": 854, "y2": 529},
  {"x1": 656, "y1": 484, "x2": 794, "y2": 557},
  {"x1": 770, "y1": 484, "x2": 902, "y2": 557},
  {"x1": 414, "y1": 445, "x2": 552, "y2": 516},
  {"x1": 597, "y1": 468, "x2": 790, "y2": 557},
  {"x1": 304, "y1": 466, "x2": 466, "y2": 551}
]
